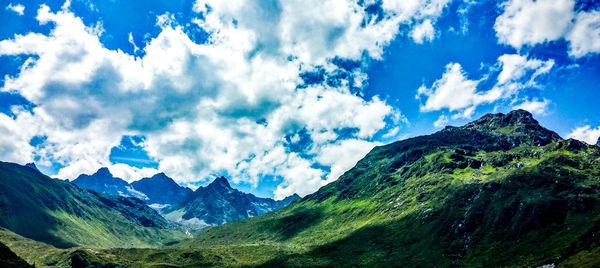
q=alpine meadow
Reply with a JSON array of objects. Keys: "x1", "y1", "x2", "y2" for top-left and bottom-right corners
[{"x1": 1, "y1": 0, "x2": 600, "y2": 267}]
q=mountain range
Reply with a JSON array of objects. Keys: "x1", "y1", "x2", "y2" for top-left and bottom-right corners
[
  {"x1": 1, "y1": 110, "x2": 600, "y2": 267},
  {"x1": 71, "y1": 167, "x2": 148, "y2": 201},
  {"x1": 0, "y1": 162, "x2": 185, "y2": 248},
  {"x1": 163, "y1": 176, "x2": 300, "y2": 226},
  {"x1": 72, "y1": 168, "x2": 299, "y2": 227},
  {"x1": 130, "y1": 173, "x2": 193, "y2": 206},
  {"x1": 176, "y1": 110, "x2": 600, "y2": 267}
]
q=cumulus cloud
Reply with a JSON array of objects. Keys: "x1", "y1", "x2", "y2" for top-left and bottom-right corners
[
  {"x1": 496, "y1": 54, "x2": 554, "y2": 86},
  {"x1": 512, "y1": 98, "x2": 550, "y2": 115},
  {"x1": 315, "y1": 139, "x2": 378, "y2": 184},
  {"x1": 495, "y1": 0, "x2": 600, "y2": 58},
  {"x1": 566, "y1": 11, "x2": 600, "y2": 58},
  {"x1": 411, "y1": 19, "x2": 435, "y2": 44},
  {"x1": 0, "y1": 0, "x2": 450, "y2": 198},
  {"x1": 567, "y1": 125, "x2": 600, "y2": 145},
  {"x1": 382, "y1": 126, "x2": 400, "y2": 138},
  {"x1": 433, "y1": 115, "x2": 449, "y2": 128},
  {"x1": 417, "y1": 63, "x2": 482, "y2": 112},
  {"x1": 5, "y1": 3, "x2": 24, "y2": 15},
  {"x1": 417, "y1": 54, "x2": 554, "y2": 118}
]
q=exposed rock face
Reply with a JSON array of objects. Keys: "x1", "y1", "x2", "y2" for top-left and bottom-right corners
[
  {"x1": 460, "y1": 109, "x2": 561, "y2": 146},
  {"x1": 25, "y1": 163, "x2": 39, "y2": 173},
  {"x1": 70, "y1": 169, "x2": 298, "y2": 226},
  {"x1": 72, "y1": 168, "x2": 146, "y2": 200},
  {"x1": 164, "y1": 176, "x2": 300, "y2": 226},
  {"x1": 131, "y1": 173, "x2": 192, "y2": 205}
]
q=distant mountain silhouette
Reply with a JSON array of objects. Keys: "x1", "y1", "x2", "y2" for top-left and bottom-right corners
[{"x1": 163, "y1": 176, "x2": 300, "y2": 226}]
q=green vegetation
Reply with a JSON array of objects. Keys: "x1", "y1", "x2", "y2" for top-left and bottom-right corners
[
  {"x1": 0, "y1": 162, "x2": 186, "y2": 249},
  {"x1": 0, "y1": 240, "x2": 32, "y2": 267},
  {"x1": 2, "y1": 110, "x2": 600, "y2": 267},
  {"x1": 171, "y1": 140, "x2": 600, "y2": 267}
]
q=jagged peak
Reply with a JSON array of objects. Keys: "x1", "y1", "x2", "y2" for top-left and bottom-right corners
[
  {"x1": 281, "y1": 193, "x2": 301, "y2": 202},
  {"x1": 455, "y1": 109, "x2": 561, "y2": 146},
  {"x1": 94, "y1": 167, "x2": 112, "y2": 177},
  {"x1": 150, "y1": 172, "x2": 171, "y2": 181},
  {"x1": 463, "y1": 109, "x2": 537, "y2": 130},
  {"x1": 597, "y1": 137, "x2": 600, "y2": 146},
  {"x1": 207, "y1": 176, "x2": 231, "y2": 189},
  {"x1": 25, "y1": 162, "x2": 39, "y2": 172}
]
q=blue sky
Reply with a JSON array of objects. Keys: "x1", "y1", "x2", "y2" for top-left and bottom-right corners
[{"x1": 0, "y1": 0, "x2": 599, "y2": 199}]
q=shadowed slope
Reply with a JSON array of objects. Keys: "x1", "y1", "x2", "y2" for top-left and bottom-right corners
[
  {"x1": 175, "y1": 110, "x2": 600, "y2": 267},
  {"x1": 163, "y1": 176, "x2": 299, "y2": 226},
  {"x1": 0, "y1": 162, "x2": 185, "y2": 248}
]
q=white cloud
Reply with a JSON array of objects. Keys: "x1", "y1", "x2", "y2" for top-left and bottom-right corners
[
  {"x1": 314, "y1": 139, "x2": 377, "y2": 187},
  {"x1": 512, "y1": 98, "x2": 550, "y2": 115},
  {"x1": 191, "y1": 0, "x2": 452, "y2": 64},
  {"x1": 494, "y1": 0, "x2": 574, "y2": 49},
  {"x1": 108, "y1": 164, "x2": 160, "y2": 183},
  {"x1": 417, "y1": 63, "x2": 482, "y2": 112},
  {"x1": 496, "y1": 54, "x2": 554, "y2": 85},
  {"x1": 0, "y1": 0, "x2": 450, "y2": 198},
  {"x1": 128, "y1": 32, "x2": 139, "y2": 53},
  {"x1": 0, "y1": 111, "x2": 35, "y2": 163},
  {"x1": 382, "y1": 126, "x2": 400, "y2": 138},
  {"x1": 566, "y1": 11, "x2": 600, "y2": 58},
  {"x1": 6, "y1": 3, "x2": 24, "y2": 15},
  {"x1": 433, "y1": 115, "x2": 449, "y2": 128},
  {"x1": 411, "y1": 19, "x2": 435, "y2": 44},
  {"x1": 567, "y1": 125, "x2": 600, "y2": 145},
  {"x1": 495, "y1": 0, "x2": 600, "y2": 58},
  {"x1": 417, "y1": 54, "x2": 554, "y2": 117}
]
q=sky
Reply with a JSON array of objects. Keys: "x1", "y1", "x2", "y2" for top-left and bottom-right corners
[{"x1": 0, "y1": 0, "x2": 599, "y2": 199}]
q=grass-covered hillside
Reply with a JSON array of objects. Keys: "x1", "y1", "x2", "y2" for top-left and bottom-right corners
[
  {"x1": 3, "y1": 110, "x2": 600, "y2": 267},
  {"x1": 0, "y1": 162, "x2": 186, "y2": 249},
  {"x1": 0, "y1": 240, "x2": 32, "y2": 267},
  {"x1": 173, "y1": 110, "x2": 600, "y2": 267}
]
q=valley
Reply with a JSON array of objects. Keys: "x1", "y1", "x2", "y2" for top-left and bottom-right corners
[{"x1": 1, "y1": 110, "x2": 600, "y2": 267}]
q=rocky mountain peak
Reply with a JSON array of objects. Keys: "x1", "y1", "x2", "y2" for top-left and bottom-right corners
[
  {"x1": 207, "y1": 176, "x2": 231, "y2": 189},
  {"x1": 464, "y1": 109, "x2": 536, "y2": 130},
  {"x1": 281, "y1": 193, "x2": 301, "y2": 203},
  {"x1": 130, "y1": 173, "x2": 192, "y2": 205},
  {"x1": 95, "y1": 167, "x2": 112, "y2": 177},
  {"x1": 459, "y1": 109, "x2": 561, "y2": 146},
  {"x1": 25, "y1": 162, "x2": 39, "y2": 172},
  {"x1": 597, "y1": 137, "x2": 600, "y2": 146},
  {"x1": 150, "y1": 172, "x2": 171, "y2": 182}
]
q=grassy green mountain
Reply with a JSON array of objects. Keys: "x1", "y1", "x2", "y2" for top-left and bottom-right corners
[
  {"x1": 0, "y1": 241, "x2": 32, "y2": 268},
  {"x1": 3, "y1": 110, "x2": 600, "y2": 267},
  {"x1": 0, "y1": 162, "x2": 186, "y2": 249},
  {"x1": 169, "y1": 110, "x2": 600, "y2": 267}
]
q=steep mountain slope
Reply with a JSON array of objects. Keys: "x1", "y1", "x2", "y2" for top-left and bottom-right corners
[
  {"x1": 169, "y1": 110, "x2": 600, "y2": 267},
  {"x1": 25, "y1": 163, "x2": 40, "y2": 172},
  {"x1": 71, "y1": 168, "x2": 296, "y2": 226},
  {"x1": 131, "y1": 173, "x2": 192, "y2": 206},
  {"x1": 72, "y1": 167, "x2": 146, "y2": 200},
  {"x1": 163, "y1": 177, "x2": 300, "y2": 226},
  {"x1": 0, "y1": 241, "x2": 32, "y2": 267},
  {"x1": 0, "y1": 162, "x2": 185, "y2": 248}
]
